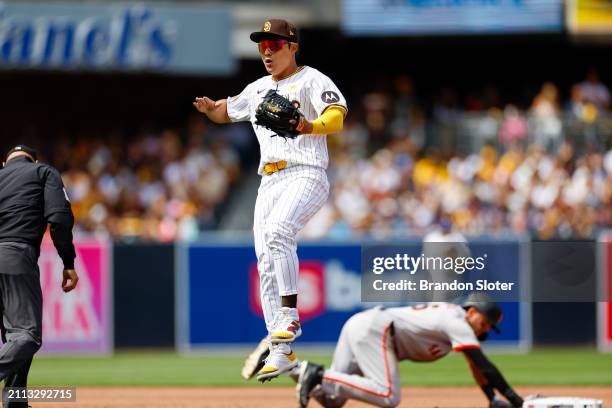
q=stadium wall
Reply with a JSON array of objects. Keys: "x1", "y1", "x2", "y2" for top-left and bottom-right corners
[
  {"x1": 113, "y1": 242, "x2": 175, "y2": 348},
  {"x1": 36, "y1": 236, "x2": 609, "y2": 353}
]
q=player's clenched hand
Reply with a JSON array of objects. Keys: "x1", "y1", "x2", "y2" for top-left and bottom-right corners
[
  {"x1": 62, "y1": 269, "x2": 79, "y2": 292},
  {"x1": 193, "y1": 96, "x2": 218, "y2": 113},
  {"x1": 290, "y1": 117, "x2": 313, "y2": 134}
]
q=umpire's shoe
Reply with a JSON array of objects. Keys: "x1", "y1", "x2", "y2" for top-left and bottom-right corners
[
  {"x1": 242, "y1": 336, "x2": 270, "y2": 380},
  {"x1": 256, "y1": 343, "x2": 299, "y2": 382},
  {"x1": 297, "y1": 360, "x2": 324, "y2": 408}
]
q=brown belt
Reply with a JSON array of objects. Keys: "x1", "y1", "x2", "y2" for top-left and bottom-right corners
[{"x1": 263, "y1": 160, "x2": 287, "y2": 176}]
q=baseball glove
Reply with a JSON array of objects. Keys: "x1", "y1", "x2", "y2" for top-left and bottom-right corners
[{"x1": 255, "y1": 90, "x2": 305, "y2": 139}]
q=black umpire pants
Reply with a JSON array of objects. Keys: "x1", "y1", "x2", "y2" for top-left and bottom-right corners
[{"x1": 0, "y1": 243, "x2": 43, "y2": 408}]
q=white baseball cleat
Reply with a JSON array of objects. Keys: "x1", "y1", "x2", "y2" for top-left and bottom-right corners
[
  {"x1": 256, "y1": 343, "x2": 299, "y2": 382},
  {"x1": 270, "y1": 307, "x2": 302, "y2": 343}
]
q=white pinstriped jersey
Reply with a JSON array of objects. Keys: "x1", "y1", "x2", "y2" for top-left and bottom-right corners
[
  {"x1": 226, "y1": 66, "x2": 347, "y2": 175},
  {"x1": 383, "y1": 303, "x2": 480, "y2": 361}
]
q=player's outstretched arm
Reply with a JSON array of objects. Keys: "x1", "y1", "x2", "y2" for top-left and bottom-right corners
[
  {"x1": 193, "y1": 96, "x2": 231, "y2": 124},
  {"x1": 464, "y1": 352, "x2": 496, "y2": 402},
  {"x1": 462, "y1": 348, "x2": 524, "y2": 407}
]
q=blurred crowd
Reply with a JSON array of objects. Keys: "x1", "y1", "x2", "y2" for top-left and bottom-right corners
[
  {"x1": 48, "y1": 118, "x2": 249, "y2": 241},
  {"x1": 303, "y1": 140, "x2": 612, "y2": 239},
  {"x1": 39, "y1": 68, "x2": 612, "y2": 241},
  {"x1": 302, "y1": 69, "x2": 612, "y2": 239}
]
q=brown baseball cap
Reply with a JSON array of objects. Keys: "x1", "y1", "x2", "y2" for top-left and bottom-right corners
[{"x1": 250, "y1": 19, "x2": 298, "y2": 43}]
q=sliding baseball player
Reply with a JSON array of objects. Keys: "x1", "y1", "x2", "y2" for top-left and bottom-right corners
[{"x1": 296, "y1": 295, "x2": 524, "y2": 408}]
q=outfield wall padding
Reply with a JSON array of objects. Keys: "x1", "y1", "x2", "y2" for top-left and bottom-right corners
[{"x1": 113, "y1": 242, "x2": 175, "y2": 348}]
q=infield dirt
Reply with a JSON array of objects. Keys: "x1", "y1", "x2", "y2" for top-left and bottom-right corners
[{"x1": 41, "y1": 386, "x2": 611, "y2": 407}]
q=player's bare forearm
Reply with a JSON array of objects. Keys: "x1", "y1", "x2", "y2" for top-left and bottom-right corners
[{"x1": 193, "y1": 97, "x2": 231, "y2": 124}]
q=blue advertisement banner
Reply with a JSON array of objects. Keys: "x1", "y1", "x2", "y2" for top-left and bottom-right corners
[
  {"x1": 0, "y1": 2, "x2": 235, "y2": 74},
  {"x1": 177, "y1": 240, "x2": 530, "y2": 350},
  {"x1": 342, "y1": 0, "x2": 563, "y2": 36}
]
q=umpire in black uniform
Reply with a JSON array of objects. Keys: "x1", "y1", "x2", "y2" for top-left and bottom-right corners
[{"x1": 0, "y1": 145, "x2": 79, "y2": 407}]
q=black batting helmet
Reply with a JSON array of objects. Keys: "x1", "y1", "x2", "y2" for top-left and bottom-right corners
[{"x1": 462, "y1": 293, "x2": 502, "y2": 334}]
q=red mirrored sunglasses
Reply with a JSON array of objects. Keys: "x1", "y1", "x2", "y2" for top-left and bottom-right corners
[{"x1": 258, "y1": 39, "x2": 289, "y2": 53}]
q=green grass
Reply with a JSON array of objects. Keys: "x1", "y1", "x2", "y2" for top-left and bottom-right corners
[{"x1": 28, "y1": 349, "x2": 612, "y2": 386}]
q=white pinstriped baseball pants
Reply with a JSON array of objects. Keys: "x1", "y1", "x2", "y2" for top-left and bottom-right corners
[{"x1": 253, "y1": 165, "x2": 329, "y2": 332}]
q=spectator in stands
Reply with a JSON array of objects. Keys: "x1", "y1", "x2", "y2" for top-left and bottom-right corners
[
  {"x1": 499, "y1": 105, "x2": 528, "y2": 150},
  {"x1": 578, "y1": 67, "x2": 610, "y2": 110},
  {"x1": 569, "y1": 69, "x2": 610, "y2": 149},
  {"x1": 530, "y1": 82, "x2": 562, "y2": 151}
]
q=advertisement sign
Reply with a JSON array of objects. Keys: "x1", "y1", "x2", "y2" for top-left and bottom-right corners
[
  {"x1": 567, "y1": 0, "x2": 612, "y2": 34},
  {"x1": 342, "y1": 0, "x2": 563, "y2": 36},
  {"x1": 0, "y1": 2, "x2": 234, "y2": 74},
  {"x1": 177, "y1": 240, "x2": 529, "y2": 350},
  {"x1": 39, "y1": 237, "x2": 112, "y2": 354},
  {"x1": 598, "y1": 231, "x2": 612, "y2": 351}
]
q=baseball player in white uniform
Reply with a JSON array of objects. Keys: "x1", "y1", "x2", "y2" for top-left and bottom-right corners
[
  {"x1": 193, "y1": 18, "x2": 347, "y2": 381},
  {"x1": 423, "y1": 215, "x2": 471, "y2": 302},
  {"x1": 296, "y1": 294, "x2": 524, "y2": 408}
]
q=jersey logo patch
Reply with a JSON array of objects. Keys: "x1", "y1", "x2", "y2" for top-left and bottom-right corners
[{"x1": 321, "y1": 91, "x2": 340, "y2": 104}]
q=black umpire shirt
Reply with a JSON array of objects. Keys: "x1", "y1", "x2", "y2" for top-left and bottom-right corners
[{"x1": 0, "y1": 156, "x2": 76, "y2": 269}]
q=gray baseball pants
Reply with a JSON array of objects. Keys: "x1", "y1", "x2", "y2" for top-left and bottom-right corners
[
  {"x1": 0, "y1": 243, "x2": 43, "y2": 408},
  {"x1": 312, "y1": 308, "x2": 401, "y2": 408}
]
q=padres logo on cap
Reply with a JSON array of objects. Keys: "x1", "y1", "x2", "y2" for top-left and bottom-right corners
[{"x1": 263, "y1": 21, "x2": 271, "y2": 32}]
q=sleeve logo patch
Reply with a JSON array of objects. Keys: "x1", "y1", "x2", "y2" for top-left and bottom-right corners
[{"x1": 321, "y1": 91, "x2": 340, "y2": 104}]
